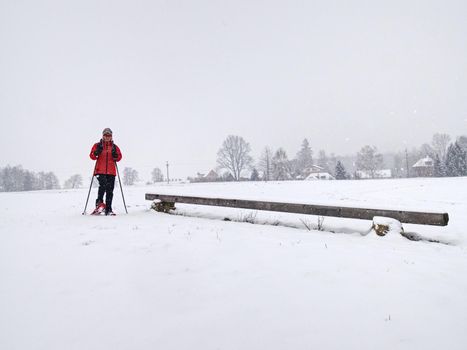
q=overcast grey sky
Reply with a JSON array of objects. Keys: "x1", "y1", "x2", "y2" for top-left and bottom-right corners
[{"x1": 1, "y1": 0, "x2": 466, "y2": 181}]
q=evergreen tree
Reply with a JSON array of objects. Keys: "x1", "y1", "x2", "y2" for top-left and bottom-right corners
[
  {"x1": 433, "y1": 154, "x2": 444, "y2": 177},
  {"x1": 250, "y1": 168, "x2": 260, "y2": 181},
  {"x1": 445, "y1": 142, "x2": 467, "y2": 177},
  {"x1": 445, "y1": 144, "x2": 458, "y2": 176},
  {"x1": 457, "y1": 135, "x2": 467, "y2": 153},
  {"x1": 335, "y1": 161, "x2": 348, "y2": 180},
  {"x1": 295, "y1": 139, "x2": 313, "y2": 175},
  {"x1": 458, "y1": 143, "x2": 467, "y2": 176}
]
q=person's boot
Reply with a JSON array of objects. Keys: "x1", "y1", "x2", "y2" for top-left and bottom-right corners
[{"x1": 105, "y1": 206, "x2": 116, "y2": 216}]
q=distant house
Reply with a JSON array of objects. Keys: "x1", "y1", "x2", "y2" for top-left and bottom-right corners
[
  {"x1": 296, "y1": 165, "x2": 325, "y2": 180},
  {"x1": 191, "y1": 170, "x2": 219, "y2": 183},
  {"x1": 412, "y1": 156, "x2": 434, "y2": 177},
  {"x1": 306, "y1": 172, "x2": 335, "y2": 180},
  {"x1": 222, "y1": 173, "x2": 235, "y2": 182},
  {"x1": 355, "y1": 169, "x2": 392, "y2": 179},
  {"x1": 204, "y1": 170, "x2": 219, "y2": 181}
]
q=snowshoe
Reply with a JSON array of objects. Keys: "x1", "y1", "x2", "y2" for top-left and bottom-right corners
[{"x1": 91, "y1": 202, "x2": 106, "y2": 215}]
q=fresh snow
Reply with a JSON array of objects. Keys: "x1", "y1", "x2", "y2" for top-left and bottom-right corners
[{"x1": 1, "y1": 177, "x2": 467, "y2": 350}]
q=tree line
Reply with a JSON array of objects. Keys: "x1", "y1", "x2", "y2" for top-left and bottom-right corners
[
  {"x1": 0, "y1": 164, "x2": 150, "y2": 192},
  {"x1": 392, "y1": 134, "x2": 467, "y2": 178},
  {"x1": 214, "y1": 133, "x2": 467, "y2": 181},
  {"x1": 0, "y1": 165, "x2": 62, "y2": 192},
  {"x1": 2, "y1": 133, "x2": 466, "y2": 192}
]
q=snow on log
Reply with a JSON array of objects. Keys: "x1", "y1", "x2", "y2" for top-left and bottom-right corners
[
  {"x1": 151, "y1": 199, "x2": 176, "y2": 213},
  {"x1": 372, "y1": 216, "x2": 403, "y2": 236}
]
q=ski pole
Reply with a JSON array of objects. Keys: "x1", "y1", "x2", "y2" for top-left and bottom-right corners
[
  {"x1": 82, "y1": 160, "x2": 98, "y2": 215},
  {"x1": 115, "y1": 161, "x2": 128, "y2": 214}
]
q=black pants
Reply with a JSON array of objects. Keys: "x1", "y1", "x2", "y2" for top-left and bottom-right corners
[{"x1": 95, "y1": 174, "x2": 116, "y2": 211}]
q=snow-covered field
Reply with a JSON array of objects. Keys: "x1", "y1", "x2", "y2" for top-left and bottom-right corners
[{"x1": 1, "y1": 177, "x2": 467, "y2": 350}]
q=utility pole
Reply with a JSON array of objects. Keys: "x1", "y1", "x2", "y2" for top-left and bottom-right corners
[
  {"x1": 405, "y1": 149, "x2": 410, "y2": 178},
  {"x1": 166, "y1": 161, "x2": 170, "y2": 184}
]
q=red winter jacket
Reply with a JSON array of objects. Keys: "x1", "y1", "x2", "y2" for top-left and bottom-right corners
[{"x1": 89, "y1": 140, "x2": 122, "y2": 176}]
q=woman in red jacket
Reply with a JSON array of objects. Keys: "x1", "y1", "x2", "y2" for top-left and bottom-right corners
[{"x1": 89, "y1": 128, "x2": 122, "y2": 215}]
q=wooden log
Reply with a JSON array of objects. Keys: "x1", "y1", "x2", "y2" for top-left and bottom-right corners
[{"x1": 145, "y1": 193, "x2": 449, "y2": 226}]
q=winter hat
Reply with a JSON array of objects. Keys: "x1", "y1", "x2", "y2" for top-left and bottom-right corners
[{"x1": 102, "y1": 128, "x2": 113, "y2": 135}]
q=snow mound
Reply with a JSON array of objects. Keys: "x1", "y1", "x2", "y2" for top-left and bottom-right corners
[{"x1": 372, "y1": 216, "x2": 403, "y2": 236}]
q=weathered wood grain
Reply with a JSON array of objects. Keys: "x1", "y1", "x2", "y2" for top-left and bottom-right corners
[{"x1": 145, "y1": 193, "x2": 449, "y2": 226}]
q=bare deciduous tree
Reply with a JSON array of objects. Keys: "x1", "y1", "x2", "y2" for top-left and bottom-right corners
[
  {"x1": 419, "y1": 143, "x2": 435, "y2": 157},
  {"x1": 317, "y1": 150, "x2": 330, "y2": 173},
  {"x1": 64, "y1": 174, "x2": 83, "y2": 189},
  {"x1": 217, "y1": 135, "x2": 253, "y2": 181},
  {"x1": 431, "y1": 133, "x2": 451, "y2": 162},
  {"x1": 151, "y1": 167, "x2": 164, "y2": 183},
  {"x1": 123, "y1": 167, "x2": 139, "y2": 186},
  {"x1": 356, "y1": 145, "x2": 383, "y2": 178},
  {"x1": 37, "y1": 171, "x2": 60, "y2": 190},
  {"x1": 0, "y1": 166, "x2": 60, "y2": 192},
  {"x1": 272, "y1": 148, "x2": 291, "y2": 180}
]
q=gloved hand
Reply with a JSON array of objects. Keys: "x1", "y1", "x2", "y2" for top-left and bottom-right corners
[
  {"x1": 93, "y1": 140, "x2": 103, "y2": 157},
  {"x1": 112, "y1": 144, "x2": 118, "y2": 160}
]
